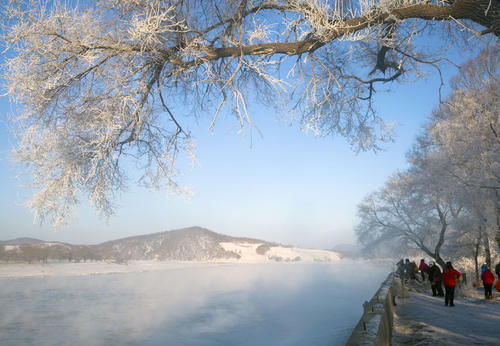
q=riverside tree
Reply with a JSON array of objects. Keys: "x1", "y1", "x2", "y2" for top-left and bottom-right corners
[
  {"x1": 1, "y1": 0, "x2": 499, "y2": 225},
  {"x1": 426, "y1": 47, "x2": 500, "y2": 249},
  {"x1": 356, "y1": 47, "x2": 500, "y2": 257},
  {"x1": 355, "y1": 166, "x2": 461, "y2": 267}
]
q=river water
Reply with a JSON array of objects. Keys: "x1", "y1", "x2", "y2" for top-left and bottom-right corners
[{"x1": 0, "y1": 262, "x2": 391, "y2": 346}]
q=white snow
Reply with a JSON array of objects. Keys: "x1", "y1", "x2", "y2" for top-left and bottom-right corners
[
  {"x1": 39, "y1": 242, "x2": 61, "y2": 247},
  {"x1": 0, "y1": 243, "x2": 342, "y2": 278},
  {"x1": 218, "y1": 242, "x2": 341, "y2": 263},
  {"x1": 219, "y1": 242, "x2": 264, "y2": 262},
  {"x1": 0, "y1": 243, "x2": 341, "y2": 278},
  {"x1": 4, "y1": 245, "x2": 20, "y2": 251},
  {"x1": 266, "y1": 246, "x2": 341, "y2": 262}
]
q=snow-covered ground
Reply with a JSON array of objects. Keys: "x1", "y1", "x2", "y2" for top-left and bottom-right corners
[
  {"x1": 393, "y1": 279, "x2": 500, "y2": 345},
  {"x1": 219, "y1": 242, "x2": 341, "y2": 263},
  {"x1": 0, "y1": 244, "x2": 341, "y2": 279},
  {"x1": 0, "y1": 243, "x2": 342, "y2": 279}
]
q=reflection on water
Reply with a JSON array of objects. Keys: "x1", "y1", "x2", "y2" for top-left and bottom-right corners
[{"x1": 0, "y1": 262, "x2": 390, "y2": 346}]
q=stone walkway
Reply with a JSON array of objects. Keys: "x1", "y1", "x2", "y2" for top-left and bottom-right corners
[{"x1": 392, "y1": 279, "x2": 500, "y2": 345}]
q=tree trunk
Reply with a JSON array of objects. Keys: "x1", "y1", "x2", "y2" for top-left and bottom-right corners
[
  {"x1": 435, "y1": 256, "x2": 446, "y2": 269},
  {"x1": 419, "y1": 243, "x2": 445, "y2": 269},
  {"x1": 496, "y1": 190, "x2": 500, "y2": 249},
  {"x1": 483, "y1": 231, "x2": 492, "y2": 268},
  {"x1": 474, "y1": 229, "x2": 482, "y2": 288},
  {"x1": 434, "y1": 203, "x2": 448, "y2": 268}
]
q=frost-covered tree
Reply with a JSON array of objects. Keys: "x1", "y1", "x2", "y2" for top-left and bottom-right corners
[
  {"x1": 408, "y1": 130, "x2": 500, "y2": 255},
  {"x1": 1, "y1": 0, "x2": 499, "y2": 225},
  {"x1": 357, "y1": 47, "x2": 500, "y2": 259},
  {"x1": 446, "y1": 189, "x2": 499, "y2": 285},
  {"x1": 355, "y1": 167, "x2": 461, "y2": 267},
  {"x1": 427, "y1": 47, "x2": 500, "y2": 248}
]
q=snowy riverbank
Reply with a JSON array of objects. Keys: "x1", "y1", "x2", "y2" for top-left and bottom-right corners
[
  {"x1": 0, "y1": 261, "x2": 222, "y2": 278},
  {"x1": 0, "y1": 256, "x2": 362, "y2": 279}
]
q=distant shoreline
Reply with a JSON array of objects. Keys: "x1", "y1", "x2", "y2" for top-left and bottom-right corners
[{"x1": 0, "y1": 259, "x2": 363, "y2": 279}]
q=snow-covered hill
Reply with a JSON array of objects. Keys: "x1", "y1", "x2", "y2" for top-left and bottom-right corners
[
  {"x1": 219, "y1": 242, "x2": 340, "y2": 263},
  {"x1": 0, "y1": 227, "x2": 341, "y2": 263}
]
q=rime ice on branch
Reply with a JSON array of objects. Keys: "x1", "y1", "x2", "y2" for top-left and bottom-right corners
[{"x1": 1, "y1": 0, "x2": 499, "y2": 225}]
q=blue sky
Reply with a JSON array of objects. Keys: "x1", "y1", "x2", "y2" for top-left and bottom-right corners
[
  {"x1": 0, "y1": 25, "x2": 478, "y2": 248},
  {"x1": 0, "y1": 71, "x2": 445, "y2": 248}
]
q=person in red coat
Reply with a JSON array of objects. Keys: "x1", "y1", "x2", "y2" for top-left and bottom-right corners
[
  {"x1": 419, "y1": 259, "x2": 429, "y2": 281},
  {"x1": 442, "y1": 261, "x2": 461, "y2": 307},
  {"x1": 481, "y1": 266, "x2": 495, "y2": 300}
]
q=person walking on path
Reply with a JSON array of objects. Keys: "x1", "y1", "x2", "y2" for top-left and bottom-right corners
[
  {"x1": 412, "y1": 260, "x2": 419, "y2": 279},
  {"x1": 428, "y1": 262, "x2": 444, "y2": 297},
  {"x1": 481, "y1": 263, "x2": 488, "y2": 276},
  {"x1": 397, "y1": 259, "x2": 405, "y2": 278},
  {"x1": 442, "y1": 261, "x2": 461, "y2": 307},
  {"x1": 405, "y1": 258, "x2": 416, "y2": 281},
  {"x1": 481, "y1": 266, "x2": 495, "y2": 300},
  {"x1": 419, "y1": 259, "x2": 429, "y2": 281},
  {"x1": 496, "y1": 262, "x2": 500, "y2": 293}
]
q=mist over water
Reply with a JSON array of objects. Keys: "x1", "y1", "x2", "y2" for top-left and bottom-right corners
[{"x1": 0, "y1": 262, "x2": 390, "y2": 346}]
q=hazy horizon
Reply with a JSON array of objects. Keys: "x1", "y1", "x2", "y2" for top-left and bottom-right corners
[{"x1": 0, "y1": 226, "x2": 362, "y2": 250}]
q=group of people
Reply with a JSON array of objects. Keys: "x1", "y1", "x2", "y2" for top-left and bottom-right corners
[
  {"x1": 397, "y1": 258, "x2": 500, "y2": 307},
  {"x1": 396, "y1": 258, "x2": 419, "y2": 281},
  {"x1": 422, "y1": 259, "x2": 462, "y2": 306}
]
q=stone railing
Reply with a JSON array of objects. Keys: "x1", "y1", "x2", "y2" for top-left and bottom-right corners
[{"x1": 345, "y1": 272, "x2": 396, "y2": 346}]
